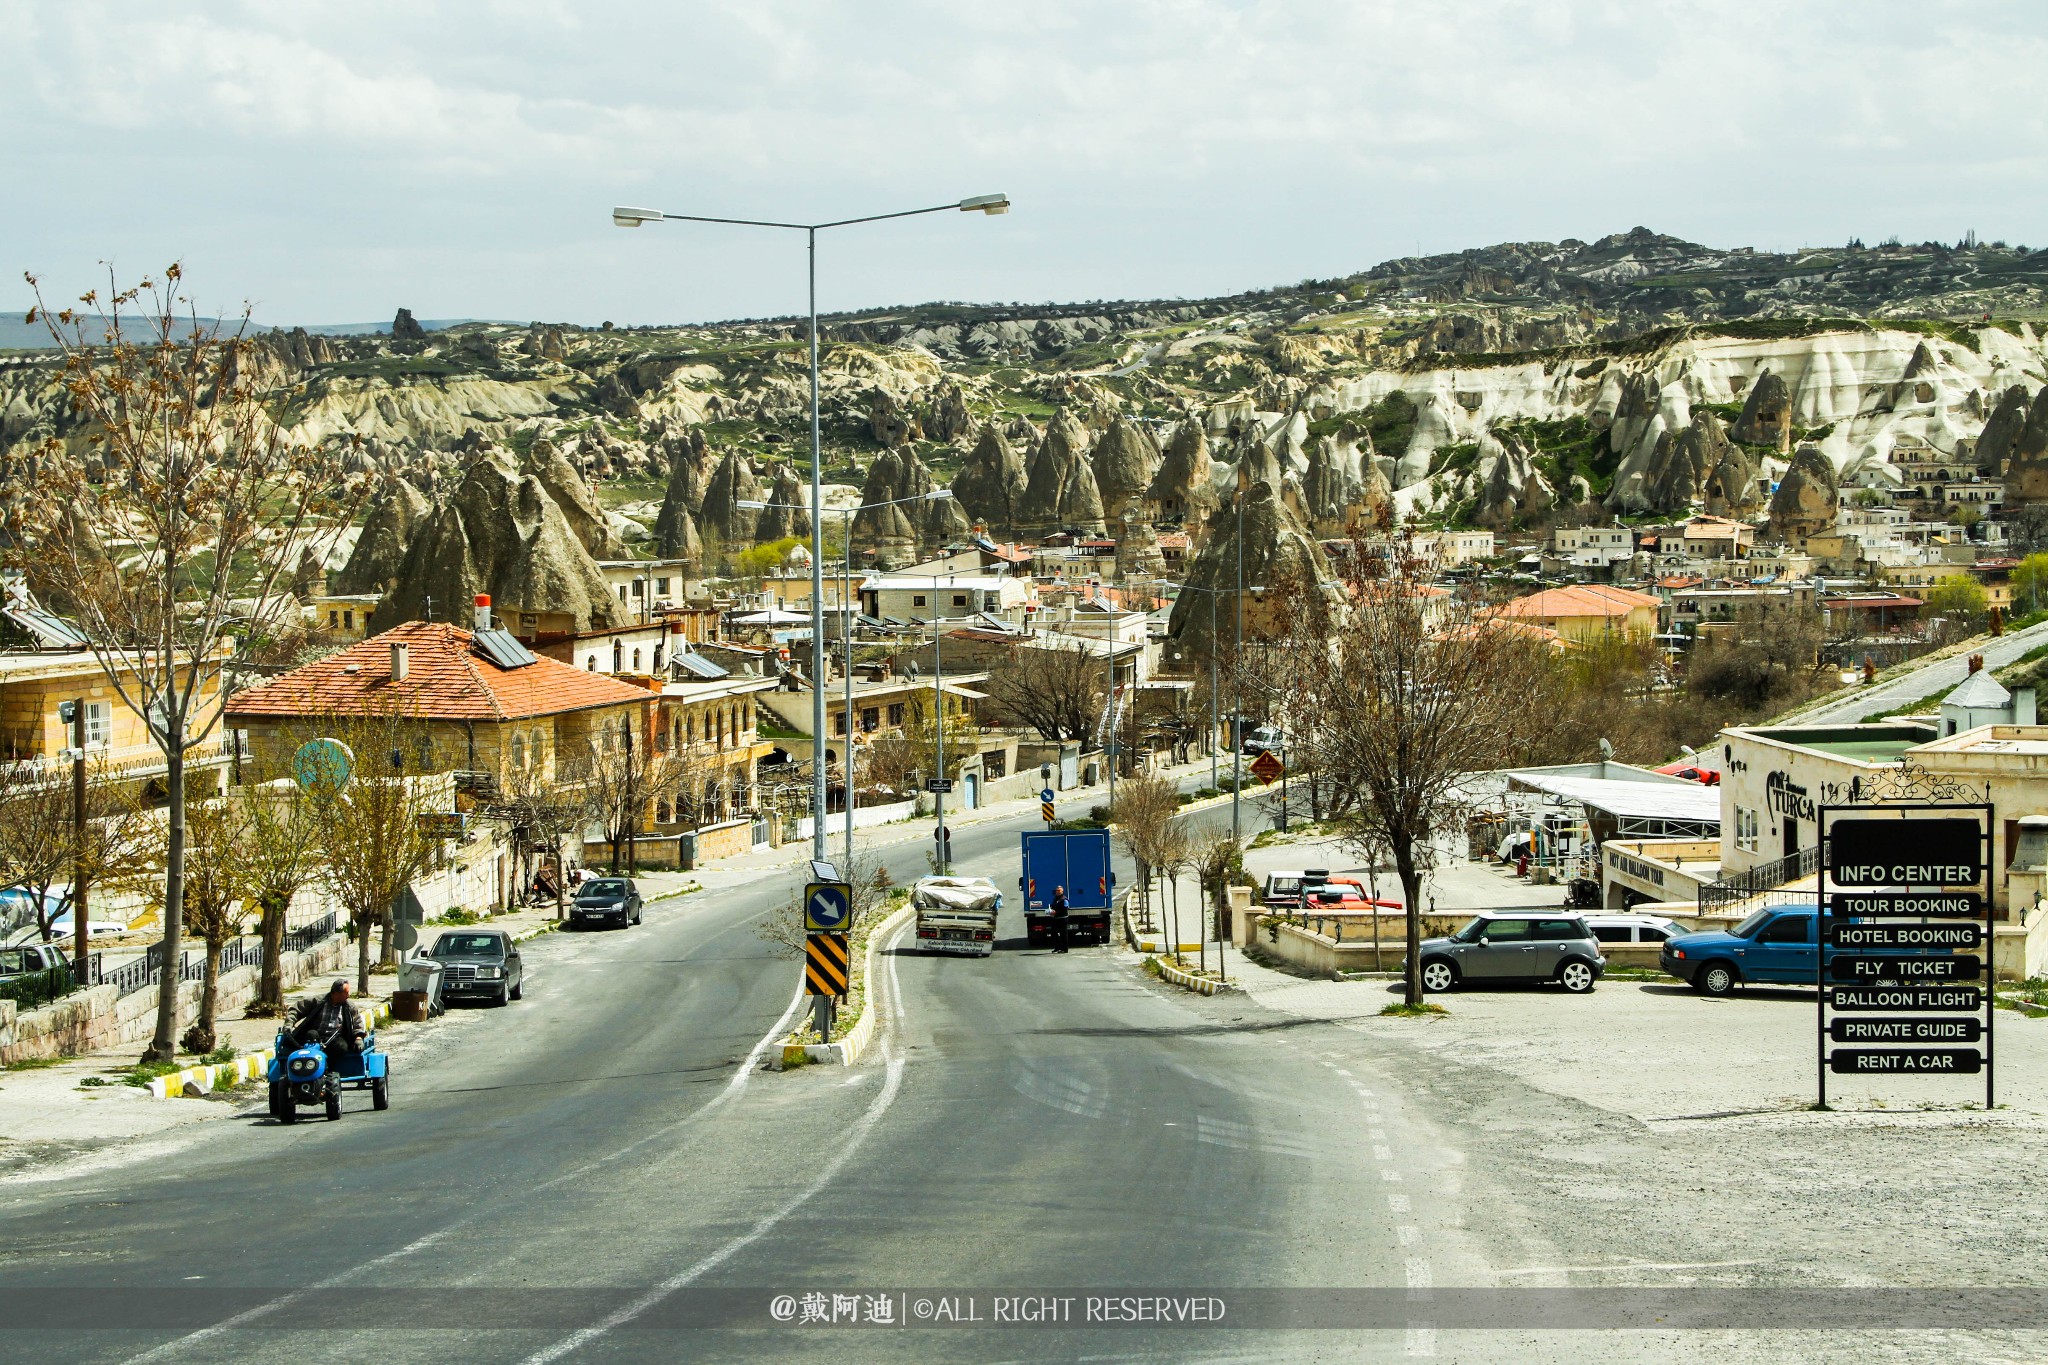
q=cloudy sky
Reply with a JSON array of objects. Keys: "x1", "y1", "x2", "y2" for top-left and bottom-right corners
[{"x1": 8, "y1": 1, "x2": 2045, "y2": 328}]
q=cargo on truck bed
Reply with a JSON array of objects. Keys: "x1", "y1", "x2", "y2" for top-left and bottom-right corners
[{"x1": 913, "y1": 876, "x2": 1002, "y2": 957}]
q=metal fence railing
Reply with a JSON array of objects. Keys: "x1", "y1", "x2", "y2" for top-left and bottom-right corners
[
  {"x1": 284, "y1": 913, "x2": 338, "y2": 956},
  {"x1": 1698, "y1": 844, "x2": 1821, "y2": 913}
]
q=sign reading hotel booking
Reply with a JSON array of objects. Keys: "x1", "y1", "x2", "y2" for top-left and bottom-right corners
[{"x1": 1818, "y1": 806, "x2": 1993, "y2": 1110}]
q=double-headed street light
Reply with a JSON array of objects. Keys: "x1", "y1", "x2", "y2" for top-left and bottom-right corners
[
  {"x1": 614, "y1": 193, "x2": 1008, "y2": 862},
  {"x1": 739, "y1": 488, "x2": 952, "y2": 869}
]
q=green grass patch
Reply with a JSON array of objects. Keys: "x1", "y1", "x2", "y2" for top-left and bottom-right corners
[
  {"x1": 3, "y1": 1056, "x2": 64, "y2": 1072},
  {"x1": 1380, "y1": 1001, "x2": 1448, "y2": 1018}
]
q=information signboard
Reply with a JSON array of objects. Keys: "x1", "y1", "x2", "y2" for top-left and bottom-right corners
[{"x1": 1818, "y1": 804, "x2": 1992, "y2": 1110}]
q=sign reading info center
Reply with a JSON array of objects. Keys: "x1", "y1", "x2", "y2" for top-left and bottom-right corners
[{"x1": 1819, "y1": 807, "x2": 1993, "y2": 1110}]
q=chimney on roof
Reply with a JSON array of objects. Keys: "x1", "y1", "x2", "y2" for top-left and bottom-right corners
[
  {"x1": 391, "y1": 641, "x2": 409, "y2": 682},
  {"x1": 1969, "y1": 653, "x2": 1984, "y2": 675},
  {"x1": 474, "y1": 594, "x2": 492, "y2": 631}
]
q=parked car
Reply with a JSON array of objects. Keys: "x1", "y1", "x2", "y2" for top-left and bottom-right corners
[
  {"x1": 1239, "y1": 725, "x2": 1282, "y2": 755},
  {"x1": 428, "y1": 929, "x2": 524, "y2": 1006},
  {"x1": 0, "y1": 941, "x2": 75, "y2": 982},
  {"x1": 1653, "y1": 760, "x2": 1720, "y2": 786},
  {"x1": 1581, "y1": 913, "x2": 1689, "y2": 946},
  {"x1": 571, "y1": 877, "x2": 643, "y2": 930},
  {"x1": 1662, "y1": 905, "x2": 1838, "y2": 996},
  {"x1": 1416, "y1": 913, "x2": 1606, "y2": 994}
]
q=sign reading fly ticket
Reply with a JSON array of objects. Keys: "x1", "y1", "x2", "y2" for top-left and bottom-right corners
[{"x1": 804, "y1": 881, "x2": 853, "y2": 934}]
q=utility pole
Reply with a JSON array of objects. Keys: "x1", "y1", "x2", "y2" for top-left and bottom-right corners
[
  {"x1": 1231, "y1": 489, "x2": 1244, "y2": 845},
  {"x1": 63, "y1": 700, "x2": 87, "y2": 982},
  {"x1": 933, "y1": 579, "x2": 948, "y2": 875}
]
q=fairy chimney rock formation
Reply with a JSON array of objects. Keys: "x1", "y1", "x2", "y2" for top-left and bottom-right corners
[
  {"x1": 951, "y1": 426, "x2": 1028, "y2": 534},
  {"x1": 1145, "y1": 420, "x2": 1218, "y2": 530},
  {"x1": 377, "y1": 451, "x2": 623, "y2": 631},
  {"x1": 1767, "y1": 444, "x2": 1840, "y2": 545},
  {"x1": 1017, "y1": 409, "x2": 1106, "y2": 535},
  {"x1": 334, "y1": 478, "x2": 433, "y2": 595},
  {"x1": 1731, "y1": 369, "x2": 1795, "y2": 452},
  {"x1": 1090, "y1": 414, "x2": 1162, "y2": 523}
]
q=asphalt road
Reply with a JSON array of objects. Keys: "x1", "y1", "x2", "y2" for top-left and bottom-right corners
[
  {"x1": 0, "y1": 792, "x2": 1933, "y2": 1363},
  {"x1": 1791, "y1": 615, "x2": 2048, "y2": 725}
]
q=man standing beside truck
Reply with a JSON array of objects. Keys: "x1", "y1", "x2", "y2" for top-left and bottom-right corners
[{"x1": 1051, "y1": 886, "x2": 1070, "y2": 954}]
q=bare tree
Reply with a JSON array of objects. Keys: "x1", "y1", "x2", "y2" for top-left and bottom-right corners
[
  {"x1": 581, "y1": 710, "x2": 684, "y2": 874},
  {"x1": 981, "y1": 639, "x2": 1104, "y2": 742},
  {"x1": 154, "y1": 798, "x2": 252, "y2": 1053},
  {"x1": 0, "y1": 758, "x2": 154, "y2": 952},
  {"x1": 756, "y1": 845, "x2": 896, "y2": 960},
  {"x1": 1109, "y1": 772, "x2": 1180, "y2": 936},
  {"x1": 290, "y1": 711, "x2": 444, "y2": 995},
  {"x1": 862, "y1": 694, "x2": 977, "y2": 795},
  {"x1": 1194, "y1": 829, "x2": 1244, "y2": 978},
  {"x1": 1312, "y1": 555, "x2": 1556, "y2": 1005},
  {"x1": 17, "y1": 268, "x2": 364, "y2": 1059},
  {"x1": 237, "y1": 779, "x2": 323, "y2": 1014}
]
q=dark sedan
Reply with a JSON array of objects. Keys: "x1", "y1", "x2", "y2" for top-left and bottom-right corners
[{"x1": 571, "y1": 877, "x2": 643, "y2": 930}]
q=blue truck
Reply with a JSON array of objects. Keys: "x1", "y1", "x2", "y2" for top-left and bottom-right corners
[{"x1": 1020, "y1": 830, "x2": 1116, "y2": 947}]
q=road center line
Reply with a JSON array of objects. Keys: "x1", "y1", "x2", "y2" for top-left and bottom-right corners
[
  {"x1": 119, "y1": 935, "x2": 814, "y2": 1365},
  {"x1": 518, "y1": 917, "x2": 914, "y2": 1365}
]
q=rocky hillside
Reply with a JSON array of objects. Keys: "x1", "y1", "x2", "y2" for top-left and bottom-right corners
[{"x1": 5, "y1": 228, "x2": 2048, "y2": 621}]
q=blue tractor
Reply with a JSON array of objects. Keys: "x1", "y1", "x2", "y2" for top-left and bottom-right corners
[{"x1": 267, "y1": 1024, "x2": 389, "y2": 1122}]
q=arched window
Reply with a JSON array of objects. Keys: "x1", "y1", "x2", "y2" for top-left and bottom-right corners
[
  {"x1": 612, "y1": 640, "x2": 623, "y2": 672},
  {"x1": 587, "y1": 655, "x2": 597, "y2": 671},
  {"x1": 632, "y1": 648, "x2": 642, "y2": 672},
  {"x1": 653, "y1": 644, "x2": 665, "y2": 672},
  {"x1": 511, "y1": 733, "x2": 526, "y2": 769},
  {"x1": 686, "y1": 713, "x2": 696, "y2": 744}
]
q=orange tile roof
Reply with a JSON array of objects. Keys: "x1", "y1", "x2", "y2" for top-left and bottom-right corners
[
  {"x1": 226, "y1": 621, "x2": 654, "y2": 723},
  {"x1": 1495, "y1": 584, "x2": 1659, "y2": 620}
]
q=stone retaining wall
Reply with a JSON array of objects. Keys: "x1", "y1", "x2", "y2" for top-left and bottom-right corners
[{"x1": 0, "y1": 934, "x2": 348, "y2": 1065}]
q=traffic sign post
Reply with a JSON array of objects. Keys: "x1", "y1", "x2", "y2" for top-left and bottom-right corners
[
  {"x1": 1249, "y1": 750, "x2": 1283, "y2": 786},
  {"x1": 1040, "y1": 787, "x2": 1056, "y2": 825},
  {"x1": 804, "y1": 931, "x2": 849, "y2": 1042},
  {"x1": 803, "y1": 881, "x2": 853, "y2": 934},
  {"x1": 1818, "y1": 803, "x2": 1993, "y2": 1110}
]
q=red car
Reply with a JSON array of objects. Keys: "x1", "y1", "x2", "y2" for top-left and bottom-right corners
[{"x1": 1655, "y1": 761, "x2": 1720, "y2": 786}]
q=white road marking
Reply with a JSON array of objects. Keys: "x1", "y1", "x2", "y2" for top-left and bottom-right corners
[
  {"x1": 1404, "y1": 1325, "x2": 1438, "y2": 1357},
  {"x1": 1372, "y1": 1145, "x2": 1394, "y2": 1162},
  {"x1": 517, "y1": 917, "x2": 917, "y2": 1365},
  {"x1": 1380, "y1": 1169, "x2": 1402, "y2": 1182},
  {"x1": 1397, "y1": 1226, "x2": 1421, "y2": 1248},
  {"x1": 120, "y1": 939, "x2": 816, "y2": 1365},
  {"x1": 1497, "y1": 1258, "x2": 1762, "y2": 1275},
  {"x1": 1387, "y1": 1194, "x2": 1410, "y2": 1213},
  {"x1": 1404, "y1": 1258, "x2": 1432, "y2": 1288}
]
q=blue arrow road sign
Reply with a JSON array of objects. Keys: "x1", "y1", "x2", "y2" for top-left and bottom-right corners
[
  {"x1": 804, "y1": 882, "x2": 852, "y2": 933},
  {"x1": 1040, "y1": 787, "x2": 1056, "y2": 803}
]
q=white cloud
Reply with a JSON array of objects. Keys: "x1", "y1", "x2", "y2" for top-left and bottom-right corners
[{"x1": 5, "y1": 0, "x2": 2045, "y2": 322}]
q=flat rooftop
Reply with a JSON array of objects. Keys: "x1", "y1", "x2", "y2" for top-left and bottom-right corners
[{"x1": 1744, "y1": 723, "x2": 1938, "y2": 766}]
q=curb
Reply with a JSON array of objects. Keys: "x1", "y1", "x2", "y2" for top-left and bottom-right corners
[
  {"x1": 1153, "y1": 957, "x2": 1228, "y2": 996},
  {"x1": 149, "y1": 1047, "x2": 275, "y2": 1099},
  {"x1": 775, "y1": 900, "x2": 917, "y2": 1070},
  {"x1": 837, "y1": 901, "x2": 915, "y2": 1067}
]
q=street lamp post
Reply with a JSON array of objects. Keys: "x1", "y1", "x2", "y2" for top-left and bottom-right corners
[
  {"x1": 740, "y1": 488, "x2": 952, "y2": 870},
  {"x1": 614, "y1": 193, "x2": 1007, "y2": 861}
]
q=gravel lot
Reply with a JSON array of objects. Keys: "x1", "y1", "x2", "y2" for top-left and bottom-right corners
[{"x1": 1207, "y1": 956, "x2": 2048, "y2": 1363}]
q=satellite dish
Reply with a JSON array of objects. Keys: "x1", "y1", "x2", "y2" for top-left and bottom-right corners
[
  {"x1": 293, "y1": 738, "x2": 355, "y2": 796},
  {"x1": 1597, "y1": 738, "x2": 1614, "y2": 760}
]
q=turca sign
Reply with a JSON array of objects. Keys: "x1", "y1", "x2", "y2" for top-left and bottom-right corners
[{"x1": 1818, "y1": 806, "x2": 1993, "y2": 1109}]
